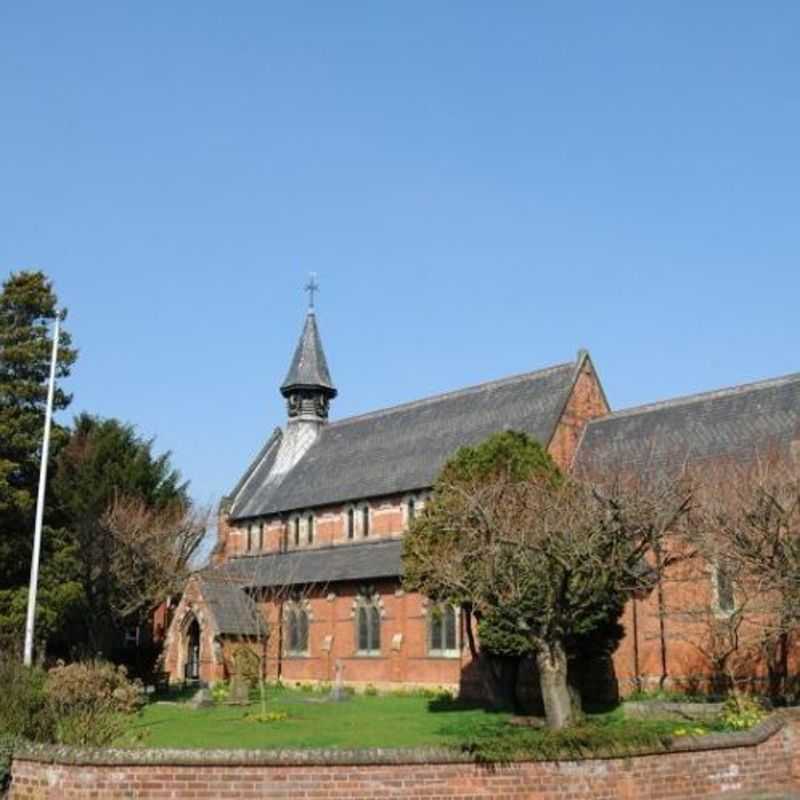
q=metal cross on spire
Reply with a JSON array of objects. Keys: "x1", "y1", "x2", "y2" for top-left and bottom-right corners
[{"x1": 305, "y1": 273, "x2": 319, "y2": 309}]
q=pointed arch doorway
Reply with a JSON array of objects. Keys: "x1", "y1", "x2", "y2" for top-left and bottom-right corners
[{"x1": 185, "y1": 617, "x2": 201, "y2": 682}]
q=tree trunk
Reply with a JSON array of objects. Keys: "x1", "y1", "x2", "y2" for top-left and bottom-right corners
[
  {"x1": 537, "y1": 640, "x2": 573, "y2": 730},
  {"x1": 766, "y1": 631, "x2": 789, "y2": 702}
]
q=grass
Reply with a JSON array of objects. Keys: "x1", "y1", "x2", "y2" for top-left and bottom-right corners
[
  {"x1": 120, "y1": 685, "x2": 737, "y2": 758},
  {"x1": 125, "y1": 686, "x2": 506, "y2": 750}
]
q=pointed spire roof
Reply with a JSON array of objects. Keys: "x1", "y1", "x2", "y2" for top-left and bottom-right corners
[{"x1": 280, "y1": 311, "x2": 337, "y2": 397}]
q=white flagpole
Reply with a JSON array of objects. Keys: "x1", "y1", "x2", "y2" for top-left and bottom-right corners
[{"x1": 23, "y1": 310, "x2": 61, "y2": 667}]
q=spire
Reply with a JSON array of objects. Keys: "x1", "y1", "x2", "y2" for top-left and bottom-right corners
[{"x1": 280, "y1": 279, "x2": 337, "y2": 422}]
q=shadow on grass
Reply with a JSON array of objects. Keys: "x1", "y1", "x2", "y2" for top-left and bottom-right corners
[
  {"x1": 427, "y1": 694, "x2": 622, "y2": 717},
  {"x1": 427, "y1": 695, "x2": 510, "y2": 714},
  {"x1": 150, "y1": 685, "x2": 198, "y2": 704}
]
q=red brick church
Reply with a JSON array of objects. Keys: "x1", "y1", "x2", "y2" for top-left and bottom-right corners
[{"x1": 163, "y1": 299, "x2": 800, "y2": 696}]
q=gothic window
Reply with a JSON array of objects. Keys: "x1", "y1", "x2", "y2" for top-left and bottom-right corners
[
  {"x1": 356, "y1": 597, "x2": 381, "y2": 654},
  {"x1": 286, "y1": 605, "x2": 309, "y2": 655},
  {"x1": 713, "y1": 560, "x2": 735, "y2": 615},
  {"x1": 247, "y1": 523, "x2": 260, "y2": 552},
  {"x1": 347, "y1": 507, "x2": 355, "y2": 539},
  {"x1": 248, "y1": 521, "x2": 263, "y2": 551},
  {"x1": 429, "y1": 604, "x2": 459, "y2": 656},
  {"x1": 293, "y1": 516, "x2": 301, "y2": 547},
  {"x1": 362, "y1": 505, "x2": 370, "y2": 538},
  {"x1": 307, "y1": 513, "x2": 314, "y2": 545}
]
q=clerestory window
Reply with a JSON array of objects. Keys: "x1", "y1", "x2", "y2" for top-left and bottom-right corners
[
  {"x1": 246, "y1": 522, "x2": 261, "y2": 552},
  {"x1": 713, "y1": 560, "x2": 735, "y2": 615}
]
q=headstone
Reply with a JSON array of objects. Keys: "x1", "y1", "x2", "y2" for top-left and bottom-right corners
[
  {"x1": 227, "y1": 674, "x2": 251, "y2": 705},
  {"x1": 189, "y1": 688, "x2": 214, "y2": 709}
]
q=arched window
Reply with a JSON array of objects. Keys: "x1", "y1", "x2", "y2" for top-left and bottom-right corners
[
  {"x1": 347, "y1": 507, "x2": 355, "y2": 539},
  {"x1": 429, "y1": 604, "x2": 459, "y2": 656},
  {"x1": 293, "y1": 516, "x2": 301, "y2": 547},
  {"x1": 356, "y1": 598, "x2": 381, "y2": 654},
  {"x1": 248, "y1": 521, "x2": 263, "y2": 551},
  {"x1": 286, "y1": 606, "x2": 309, "y2": 655},
  {"x1": 362, "y1": 505, "x2": 370, "y2": 538},
  {"x1": 246, "y1": 522, "x2": 263, "y2": 552},
  {"x1": 713, "y1": 560, "x2": 735, "y2": 615}
]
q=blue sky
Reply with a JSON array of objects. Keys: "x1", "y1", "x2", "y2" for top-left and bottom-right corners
[{"x1": 2, "y1": 2, "x2": 798, "y2": 514}]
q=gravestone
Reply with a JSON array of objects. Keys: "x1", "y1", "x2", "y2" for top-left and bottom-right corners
[
  {"x1": 227, "y1": 674, "x2": 251, "y2": 705},
  {"x1": 189, "y1": 688, "x2": 213, "y2": 709}
]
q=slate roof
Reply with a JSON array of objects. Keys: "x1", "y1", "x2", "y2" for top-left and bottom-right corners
[
  {"x1": 218, "y1": 539, "x2": 404, "y2": 590},
  {"x1": 574, "y1": 372, "x2": 800, "y2": 474},
  {"x1": 197, "y1": 575, "x2": 267, "y2": 636},
  {"x1": 230, "y1": 360, "x2": 581, "y2": 519},
  {"x1": 281, "y1": 311, "x2": 337, "y2": 395}
]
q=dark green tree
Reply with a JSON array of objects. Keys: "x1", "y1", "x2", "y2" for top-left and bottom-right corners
[
  {"x1": 403, "y1": 431, "x2": 690, "y2": 729},
  {"x1": 0, "y1": 271, "x2": 78, "y2": 649},
  {"x1": 53, "y1": 414, "x2": 192, "y2": 654}
]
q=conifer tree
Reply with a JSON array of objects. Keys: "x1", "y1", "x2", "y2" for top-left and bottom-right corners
[
  {"x1": 53, "y1": 414, "x2": 195, "y2": 653},
  {"x1": 0, "y1": 271, "x2": 78, "y2": 648}
]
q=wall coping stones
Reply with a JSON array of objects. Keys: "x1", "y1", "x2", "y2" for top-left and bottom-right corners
[
  {"x1": 11, "y1": 710, "x2": 796, "y2": 768},
  {"x1": 622, "y1": 700, "x2": 726, "y2": 721}
]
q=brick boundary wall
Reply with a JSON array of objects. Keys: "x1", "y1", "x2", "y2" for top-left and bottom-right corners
[{"x1": 9, "y1": 713, "x2": 800, "y2": 800}]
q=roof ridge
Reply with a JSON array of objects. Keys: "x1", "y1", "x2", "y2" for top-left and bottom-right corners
[
  {"x1": 593, "y1": 370, "x2": 800, "y2": 424},
  {"x1": 326, "y1": 362, "x2": 575, "y2": 428}
]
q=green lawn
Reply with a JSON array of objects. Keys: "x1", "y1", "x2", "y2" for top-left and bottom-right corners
[
  {"x1": 122, "y1": 686, "x2": 716, "y2": 758},
  {"x1": 126, "y1": 688, "x2": 509, "y2": 750}
]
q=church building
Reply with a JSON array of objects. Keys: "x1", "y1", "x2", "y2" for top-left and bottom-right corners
[{"x1": 162, "y1": 297, "x2": 800, "y2": 696}]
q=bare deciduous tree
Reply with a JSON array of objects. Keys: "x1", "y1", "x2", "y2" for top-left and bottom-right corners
[
  {"x1": 404, "y1": 431, "x2": 693, "y2": 729},
  {"x1": 218, "y1": 548, "x2": 329, "y2": 718},
  {"x1": 103, "y1": 494, "x2": 207, "y2": 624},
  {"x1": 683, "y1": 451, "x2": 800, "y2": 700}
]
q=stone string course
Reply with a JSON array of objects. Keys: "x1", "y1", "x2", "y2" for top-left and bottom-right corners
[{"x1": 9, "y1": 713, "x2": 800, "y2": 799}]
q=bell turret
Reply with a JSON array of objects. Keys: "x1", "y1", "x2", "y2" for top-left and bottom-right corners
[{"x1": 280, "y1": 277, "x2": 336, "y2": 423}]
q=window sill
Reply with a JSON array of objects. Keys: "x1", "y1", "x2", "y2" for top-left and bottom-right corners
[{"x1": 426, "y1": 652, "x2": 461, "y2": 659}]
